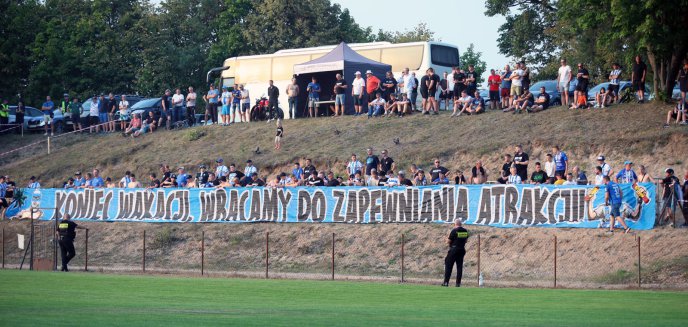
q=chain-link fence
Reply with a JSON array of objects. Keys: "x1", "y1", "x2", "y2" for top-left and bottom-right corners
[{"x1": 1, "y1": 221, "x2": 687, "y2": 289}]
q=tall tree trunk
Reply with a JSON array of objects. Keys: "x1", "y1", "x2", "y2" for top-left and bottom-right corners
[
  {"x1": 665, "y1": 46, "x2": 687, "y2": 100},
  {"x1": 646, "y1": 47, "x2": 659, "y2": 100}
]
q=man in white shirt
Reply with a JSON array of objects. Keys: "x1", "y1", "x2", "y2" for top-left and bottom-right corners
[
  {"x1": 597, "y1": 155, "x2": 613, "y2": 177},
  {"x1": 186, "y1": 86, "x2": 197, "y2": 126},
  {"x1": 239, "y1": 84, "x2": 250, "y2": 123},
  {"x1": 544, "y1": 153, "x2": 556, "y2": 184},
  {"x1": 352, "y1": 71, "x2": 366, "y2": 116},
  {"x1": 367, "y1": 92, "x2": 385, "y2": 118},
  {"x1": 118, "y1": 95, "x2": 130, "y2": 131},
  {"x1": 119, "y1": 171, "x2": 132, "y2": 188},
  {"x1": 452, "y1": 90, "x2": 473, "y2": 117},
  {"x1": 557, "y1": 59, "x2": 572, "y2": 106},
  {"x1": 215, "y1": 158, "x2": 229, "y2": 178},
  {"x1": 244, "y1": 160, "x2": 258, "y2": 177},
  {"x1": 346, "y1": 154, "x2": 363, "y2": 176},
  {"x1": 89, "y1": 96, "x2": 99, "y2": 133},
  {"x1": 172, "y1": 88, "x2": 185, "y2": 124},
  {"x1": 510, "y1": 62, "x2": 523, "y2": 105}
]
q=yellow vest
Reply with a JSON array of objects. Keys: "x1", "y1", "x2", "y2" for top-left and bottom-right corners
[{"x1": 0, "y1": 104, "x2": 9, "y2": 118}]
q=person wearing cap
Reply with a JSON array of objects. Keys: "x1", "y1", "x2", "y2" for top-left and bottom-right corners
[
  {"x1": 41, "y1": 95, "x2": 55, "y2": 136},
  {"x1": 332, "y1": 73, "x2": 348, "y2": 117},
  {"x1": 28, "y1": 176, "x2": 41, "y2": 189},
  {"x1": 615, "y1": 161, "x2": 638, "y2": 184},
  {"x1": 287, "y1": 78, "x2": 300, "y2": 119},
  {"x1": 604, "y1": 175, "x2": 631, "y2": 233},
  {"x1": 159, "y1": 89, "x2": 172, "y2": 130},
  {"x1": 306, "y1": 76, "x2": 321, "y2": 118},
  {"x1": 365, "y1": 70, "x2": 380, "y2": 106},
  {"x1": 597, "y1": 155, "x2": 613, "y2": 177},
  {"x1": 59, "y1": 93, "x2": 69, "y2": 114},
  {"x1": 162, "y1": 174, "x2": 178, "y2": 188},
  {"x1": 215, "y1": 158, "x2": 229, "y2": 178},
  {"x1": 73, "y1": 171, "x2": 85, "y2": 188},
  {"x1": 204, "y1": 84, "x2": 219, "y2": 125},
  {"x1": 244, "y1": 160, "x2": 257, "y2": 177},
  {"x1": 55, "y1": 213, "x2": 88, "y2": 272},
  {"x1": 195, "y1": 165, "x2": 208, "y2": 185}
]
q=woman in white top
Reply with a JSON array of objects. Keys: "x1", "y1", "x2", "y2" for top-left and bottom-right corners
[{"x1": 118, "y1": 95, "x2": 129, "y2": 131}]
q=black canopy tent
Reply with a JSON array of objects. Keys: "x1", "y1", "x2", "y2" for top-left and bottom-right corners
[{"x1": 293, "y1": 42, "x2": 392, "y2": 116}]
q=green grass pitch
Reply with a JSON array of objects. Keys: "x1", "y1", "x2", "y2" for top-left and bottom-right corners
[{"x1": 0, "y1": 270, "x2": 686, "y2": 326}]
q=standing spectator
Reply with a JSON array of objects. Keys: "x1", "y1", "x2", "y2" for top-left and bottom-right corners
[
  {"x1": 574, "y1": 63, "x2": 590, "y2": 106},
  {"x1": 487, "y1": 69, "x2": 501, "y2": 110},
  {"x1": 510, "y1": 62, "x2": 523, "y2": 105},
  {"x1": 677, "y1": 61, "x2": 688, "y2": 112},
  {"x1": 572, "y1": 166, "x2": 587, "y2": 184},
  {"x1": 501, "y1": 154, "x2": 513, "y2": 177},
  {"x1": 15, "y1": 95, "x2": 25, "y2": 135},
  {"x1": 597, "y1": 155, "x2": 613, "y2": 177},
  {"x1": 615, "y1": 161, "x2": 638, "y2": 184},
  {"x1": 303, "y1": 159, "x2": 317, "y2": 180},
  {"x1": 306, "y1": 76, "x2": 321, "y2": 118},
  {"x1": 631, "y1": 55, "x2": 647, "y2": 103},
  {"x1": 0, "y1": 98, "x2": 8, "y2": 129},
  {"x1": 220, "y1": 86, "x2": 231, "y2": 126},
  {"x1": 244, "y1": 160, "x2": 257, "y2": 177},
  {"x1": 346, "y1": 154, "x2": 363, "y2": 176},
  {"x1": 231, "y1": 84, "x2": 242, "y2": 123},
  {"x1": 513, "y1": 145, "x2": 529, "y2": 181},
  {"x1": 593, "y1": 166, "x2": 604, "y2": 185},
  {"x1": 379, "y1": 150, "x2": 396, "y2": 174},
  {"x1": 500, "y1": 65, "x2": 512, "y2": 109},
  {"x1": 91, "y1": 169, "x2": 104, "y2": 188},
  {"x1": 544, "y1": 154, "x2": 556, "y2": 184},
  {"x1": 365, "y1": 70, "x2": 380, "y2": 107},
  {"x1": 292, "y1": 162, "x2": 304, "y2": 181},
  {"x1": 419, "y1": 71, "x2": 429, "y2": 113},
  {"x1": 0, "y1": 176, "x2": 8, "y2": 220},
  {"x1": 529, "y1": 86, "x2": 550, "y2": 112},
  {"x1": 172, "y1": 88, "x2": 185, "y2": 125},
  {"x1": 186, "y1": 86, "x2": 197, "y2": 126},
  {"x1": 204, "y1": 84, "x2": 219, "y2": 125},
  {"x1": 427, "y1": 68, "x2": 440, "y2": 115},
  {"x1": 68, "y1": 98, "x2": 82, "y2": 132},
  {"x1": 28, "y1": 176, "x2": 41, "y2": 188},
  {"x1": 465, "y1": 65, "x2": 478, "y2": 96},
  {"x1": 41, "y1": 95, "x2": 55, "y2": 136},
  {"x1": 530, "y1": 162, "x2": 548, "y2": 184},
  {"x1": 119, "y1": 171, "x2": 132, "y2": 188},
  {"x1": 637, "y1": 165, "x2": 653, "y2": 183},
  {"x1": 333, "y1": 73, "x2": 348, "y2": 117},
  {"x1": 660, "y1": 168, "x2": 681, "y2": 224},
  {"x1": 215, "y1": 158, "x2": 229, "y2": 178},
  {"x1": 351, "y1": 71, "x2": 365, "y2": 116},
  {"x1": 608, "y1": 63, "x2": 622, "y2": 104},
  {"x1": 430, "y1": 159, "x2": 449, "y2": 181},
  {"x1": 107, "y1": 93, "x2": 117, "y2": 132},
  {"x1": 287, "y1": 77, "x2": 300, "y2": 119},
  {"x1": 160, "y1": 89, "x2": 172, "y2": 130},
  {"x1": 399, "y1": 68, "x2": 415, "y2": 108},
  {"x1": 471, "y1": 161, "x2": 488, "y2": 184},
  {"x1": 557, "y1": 59, "x2": 573, "y2": 107},
  {"x1": 411, "y1": 72, "x2": 419, "y2": 112},
  {"x1": 553, "y1": 146, "x2": 568, "y2": 177},
  {"x1": 381, "y1": 71, "x2": 397, "y2": 102},
  {"x1": 507, "y1": 166, "x2": 522, "y2": 184},
  {"x1": 274, "y1": 119, "x2": 283, "y2": 150},
  {"x1": 239, "y1": 84, "x2": 250, "y2": 123},
  {"x1": 97, "y1": 94, "x2": 108, "y2": 132},
  {"x1": 118, "y1": 95, "x2": 129, "y2": 131},
  {"x1": 520, "y1": 62, "x2": 531, "y2": 93},
  {"x1": 453, "y1": 66, "x2": 466, "y2": 103},
  {"x1": 604, "y1": 176, "x2": 631, "y2": 233},
  {"x1": 439, "y1": 72, "x2": 452, "y2": 110},
  {"x1": 364, "y1": 148, "x2": 380, "y2": 176}
]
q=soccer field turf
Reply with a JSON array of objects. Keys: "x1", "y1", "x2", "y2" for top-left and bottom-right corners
[{"x1": 0, "y1": 270, "x2": 686, "y2": 326}]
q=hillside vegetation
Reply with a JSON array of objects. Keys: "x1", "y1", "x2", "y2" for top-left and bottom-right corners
[{"x1": 1, "y1": 102, "x2": 686, "y2": 187}]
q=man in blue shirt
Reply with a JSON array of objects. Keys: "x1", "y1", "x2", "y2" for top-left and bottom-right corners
[
  {"x1": 604, "y1": 176, "x2": 630, "y2": 233},
  {"x1": 91, "y1": 169, "x2": 104, "y2": 188},
  {"x1": 0, "y1": 175, "x2": 8, "y2": 220},
  {"x1": 41, "y1": 95, "x2": 55, "y2": 136},
  {"x1": 552, "y1": 145, "x2": 568, "y2": 178},
  {"x1": 292, "y1": 162, "x2": 304, "y2": 181},
  {"x1": 615, "y1": 161, "x2": 638, "y2": 184},
  {"x1": 28, "y1": 176, "x2": 41, "y2": 189},
  {"x1": 204, "y1": 85, "x2": 219, "y2": 125},
  {"x1": 307, "y1": 76, "x2": 321, "y2": 118},
  {"x1": 176, "y1": 167, "x2": 188, "y2": 187}
]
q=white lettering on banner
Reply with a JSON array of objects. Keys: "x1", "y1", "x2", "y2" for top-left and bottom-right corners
[{"x1": 34, "y1": 184, "x2": 655, "y2": 229}]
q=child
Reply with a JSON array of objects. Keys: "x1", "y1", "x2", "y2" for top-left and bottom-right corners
[
  {"x1": 274, "y1": 119, "x2": 283, "y2": 150},
  {"x1": 594, "y1": 87, "x2": 608, "y2": 108}
]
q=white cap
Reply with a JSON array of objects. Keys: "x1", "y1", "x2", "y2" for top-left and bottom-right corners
[
  {"x1": 355, "y1": 71, "x2": 361, "y2": 75},
  {"x1": 365, "y1": 70, "x2": 373, "y2": 74}
]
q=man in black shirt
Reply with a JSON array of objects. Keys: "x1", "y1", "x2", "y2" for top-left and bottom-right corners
[
  {"x1": 513, "y1": 145, "x2": 529, "y2": 181},
  {"x1": 465, "y1": 65, "x2": 478, "y2": 96},
  {"x1": 267, "y1": 80, "x2": 279, "y2": 120},
  {"x1": 379, "y1": 150, "x2": 395, "y2": 174},
  {"x1": 197, "y1": 165, "x2": 210, "y2": 185},
  {"x1": 442, "y1": 219, "x2": 469, "y2": 287},
  {"x1": 159, "y1": 89, "x2": 172, "y2": 130},
  {"x1": 56, "y1": 214, "x2": 87, "y2": 272},
  {"x1": 148, "y1": 173, "x2": 161, "y2": 189},
  {"x1": 631, "y1": 55, "x2": 647, "y2": 103},
  {"x1": 427, "y1": 68, "x2": 440, "y2": 114},
  {"x1": 419, "y1": 73, "x2": 430, "y2": 113},
  {"x1": 530, "y1": 162, "x2": 548, "y2": 184},
  {"x1": 430, "y1": 159, "x2": 449, "y2": 181},
  {"x1": 381, "y1": 71, "x2": 397, "y2": 102},
  {"x1": 453, "y1": 67, "x2": 466, "y2": 100},
  {"x1": 364, "y1": 148, "x2": 379, "y2": 176},
  {"x1": 303, "y1": 159, "x2": 317, "y2": 180},
  {"x1": 411, "y1": 73, "x2": 420, "y2": 112},
  {"x1": 228, "y1": 164, "x2": 244, "y2": 182},
  {"x1": 307, "y1": 172, "x2": 325, "y2": 186},
  {"x1": 660, "y1": 168, "x2": 680, "y2": 223},
  {"x1": 574, "y1": 63, "x2": 590, "y2": 102},
  {"x1": 530, "y1": 86, "x2": 550, "y2": 112},
  {"x1": 326, "y1": 171, "x2": 340, "y2": 186},
  {"x1": 333, "y1": 74, "x2": 348, "y2": 117},
  {"x1": 501, "y1": 154, "x2": 513, "y2": 177},
  {"x1": 398, "y1": 171, "x2": 413, "y2": 186}
]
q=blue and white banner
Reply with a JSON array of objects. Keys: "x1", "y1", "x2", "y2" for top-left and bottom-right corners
[{"x1": 13, "y1": 183, "x2": 656, "y2": 229}]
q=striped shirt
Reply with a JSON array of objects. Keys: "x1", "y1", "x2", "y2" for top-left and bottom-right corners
[
  {"x1": 0, "y1": 182, "x2": 7, "y2": 198},
  {"x1": 28, "y1": 182, "x2": 41, "y2": 189},
  {"x1": 507, "y1": 175, "x2": 522, "y2": 184},
  {"x1": 610, "y1": 69, "x2": 622, "y2": 85}
]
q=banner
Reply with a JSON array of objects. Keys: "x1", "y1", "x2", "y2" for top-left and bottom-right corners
[{"x1": 14, "y1": 183, "x2": 656, "y2": 229}]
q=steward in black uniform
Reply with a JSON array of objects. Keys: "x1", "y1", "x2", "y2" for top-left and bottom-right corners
[
  {"x1": 56, "y1": 214, "x2": 87, "y2": 272},
  {"x1": 443, "y1": 219, "x2": 469, "y2": 287}
]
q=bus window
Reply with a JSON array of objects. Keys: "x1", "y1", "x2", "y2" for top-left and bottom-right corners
[
  {"x1": 430, "y1": 44, "x2": 460, "y2": 68},
  {"x1": 273, "y1": 55, "x2": 310, "y2": 81},
  {"x1": 237, "y1": 58, "x2": 272, "y2": 83},
  {"x1": 381, "y1": 45, "x2": 424, "y2": 71},
  {"x1": 358, "y1": 49, "x2": 381, "y2": 62}
]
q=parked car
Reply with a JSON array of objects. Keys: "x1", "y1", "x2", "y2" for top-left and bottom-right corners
[
  {"x1": 672, "y1": 84, "x2": 681, "y2": 100},
  {"x1": 587, "y1": 81, "x2": 652, "y2": 105},
  {"x1": 8, "y1": 106, "x2": 66, "y2": 133},
  {"x1": 528, "y1": 80, "x2": 561, "y2": 106}
]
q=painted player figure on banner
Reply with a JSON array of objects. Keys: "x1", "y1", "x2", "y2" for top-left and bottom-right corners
[{"x1": 584, "y1": 180, "x2": 650, "y2": 229}]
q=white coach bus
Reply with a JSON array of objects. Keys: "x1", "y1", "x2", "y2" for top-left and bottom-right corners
[{"x1": 212, "y1": 41, "x2": 460, "y2": 119}]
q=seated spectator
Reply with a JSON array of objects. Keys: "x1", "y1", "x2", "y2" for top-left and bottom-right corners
[
  {"x1": 398, "y1": 171, "x2": 413, "y2": 186},
  {"x1": 326, "y1": 171, "x2": 340, "y2": 186},
  {"x1": 513, "y1": 89, "x2": 534, "y2": 114},
  {"x1": 162, "y1": 174, "x2": 179, "y2": 188},
  {"x1": 453, "y1": 170, "x2": 466, "y2": 184},
  {"x1": 507, "y1": 166, "x2": 522, "y2": 184},
  {"x1": 127, "y1": 174, "x2": 142, "y2": 188},
  {"x1": 147, "y1": 173, "x2": 161, "y2": 189},
  {"x1": 368, "y1": 92, "x2": 385, "y2": 118},
  {"x1": 384, "y1": 93, "x2": 397, "y2": 117},
  {"x1": 529, "y1": 86, "x2": 550, "y2": 113},
  {"x1": 553, "y1": 172, "x2": 565, "y2": 185},
  {"x1": 64, "y1": 178, "x2": 76, "y2": 189},
  {"x1": 384, "y1": 171, "x2": 399, "y2": 186},
  {"x1": 185, "y1": 175, "x2": 196, "y2": 188},
  {"x1": 467, "y1": 90, "x2": 485, "y2": 115},
  {"x1": 250, "y1": 173, "x2": 266, "y2": 186},
  {"x1": 432, "y1": 171, "x2": 449, "y2": 185},
  {"x1": 572, "y1": 166, "x2": 587, "y2": 185},
  {"x1": 366, "y1": 169, "x2": 380, "y2": 186},
  {"x1": 471, "y1": 161, "x2": 488, "y2": 184},
  {"x1": 497, "y1": 171, "x2": 508, "y2": 184},
  {"x1": 306, "y1": 172, "x2": 324, "y2": 186},
  {"x1": 414, "y1": 169, "x2": 428, "y2": 186},
  {"x1": 501, "y1": 154, "x2": 513, "y2": 177},
  {"x1": 569, "y1": 92, "x2": 588, "y2": 109},
  {"x1": 123, "y1": 113, "x2": 142, "y2": 137},
  {"x1": 664, "y1": 102, "x2": 687, "y2": 127},
  {"x1": 563, "y1": 173, "x2": 576, "y2": 185},
  {"x1": 530, "y1": 162, "x2": 548, "y2": 184},
  {"x1": 105, "y1": 177, "x2": 116, "y2": 188},
  {"x1": 594, "y1": 87, "x2": 609, "y2": 108},
  {"x1": 286, "y1": 174, "x2": 299, "y2": 187},
  {"x1": 395, "y1": 93, "x2": 411, "y2": 117},
  {"x1": 352, "y1": 172, "x2": 364, "y2": 186},
  {"x1": 451, "y1": 90, "x2": 472, "y2": 117},
  {"x1": 133, "y1": 112, "x2": 156, "y2": 138}
]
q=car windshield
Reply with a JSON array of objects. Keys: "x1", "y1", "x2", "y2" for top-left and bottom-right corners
[
  {"x1": 130, "y1": 98, "x2": 160, "y2": 109},
  {"x1": 529, "y1": 81, "x2": 556, "y2": 93}
]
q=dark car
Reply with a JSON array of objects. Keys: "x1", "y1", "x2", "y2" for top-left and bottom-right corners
[
  {"x1": 8, "y1": 106, "x2": 67, "y2": 133},
  {"x1": 129, "y1": 98, "x2": 165, "y2": 121},
  {"x1": 529, "y1": 80, "x2": 562, "y2": 106},
  {"x1": 78, "y1": 94, "x2": 144, "y2": 124}
]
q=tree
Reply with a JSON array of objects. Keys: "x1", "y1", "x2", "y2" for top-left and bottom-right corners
[
  {"x1": 374, "y1": 23, "x2": 436, "y2": 43},
  {"x1": 460, "y1": 44, "x2": 487, "y2": 85}
]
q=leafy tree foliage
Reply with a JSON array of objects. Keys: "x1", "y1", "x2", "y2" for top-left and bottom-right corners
[{"x1": 460, "y1": 44, "x2": 487, "y2": 85}]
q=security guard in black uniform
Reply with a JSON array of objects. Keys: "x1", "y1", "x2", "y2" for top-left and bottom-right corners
[
  {"x1": 442, "y1": 219, "x2": 469, "y2": 287},
  {"x1": 55, "y1": 214, "x2": 87, "y2": 272}
]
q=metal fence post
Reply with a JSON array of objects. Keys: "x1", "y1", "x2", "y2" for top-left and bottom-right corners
[
  {"x1": 142, "y1": 230, "x2": 146, "y2": 273},
  {"x1": 201, "y1": 231, "x2": 205, "y2": 276},
  {"x1": 1, "y1": 227, "x2": 4, "y2": 269},
  {"x1": 553, "y1": 235, "x2": 558, "y2": 288},
  {"x1": 84, "y1": 229, "x2": 89, "y2": 271},
  {"x1": 477, "y1": 234, "x2": 481, "y2": 286},
  {"x1": 265, "y1": 231, "x2": 269, "y2": 279},
  {"x1": 401, "y1": 233, "x2": 405, "y2": 283},
  {"x1": 637, "y1": 236, "x2": 641, "y2": 288},
  {"x1": 331, "y1": 233, "x2": 335, "y2": 281},
  {"x1": 47, "y1": 136, "x2": 51, "y2": 154}
]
